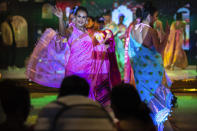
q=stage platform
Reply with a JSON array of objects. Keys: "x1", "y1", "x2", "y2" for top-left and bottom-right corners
[
  {"x1": 0, "y1": 65, "x2": 197, "y2": 93},
  {"x1": 165, "y1": 65, "x2": 197, "y2": 93}
]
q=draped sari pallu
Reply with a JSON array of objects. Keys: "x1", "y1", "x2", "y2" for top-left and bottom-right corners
[
  {"x1": 65, "y1": 27, "x2": 121, "y2": 106},
  {"x1": 124, "y1": 24, "x2": 173, "y2": 127},
  {"x1": 114, "y1": 26, "x2": 126, "y2": 80},
  {"x1": 26, "y1": 28, "x2": 70, "y2": 88},
  {"x1": 103, "y1": 22, "x2": 125, "y2": 80},
  {"x1": 124, "y1": 23, "x2": 136, "y2": 85}
]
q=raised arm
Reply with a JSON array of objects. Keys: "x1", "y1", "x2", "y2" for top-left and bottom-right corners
[{"x1": 52, "y1": 6, "x2": 66, "y2": 36}]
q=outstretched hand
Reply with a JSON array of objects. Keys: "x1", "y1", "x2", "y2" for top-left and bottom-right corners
[{"x1": 52, "y1": 5, "x2": 63, "y2": 19}]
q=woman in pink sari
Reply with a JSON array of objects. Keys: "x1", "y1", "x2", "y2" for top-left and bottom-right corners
[{"x1": 26, "y1": 6, "x2": 121, "y2": 107}]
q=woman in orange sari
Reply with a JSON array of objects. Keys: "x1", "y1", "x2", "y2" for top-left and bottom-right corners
[{"x1": 163, "y1": 13, "x2": 188, "y2": 70}]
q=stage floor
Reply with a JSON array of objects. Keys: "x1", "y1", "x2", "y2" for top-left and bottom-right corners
[
  {"x1": 0, "y1": 65, "x2": 197, "y2": 93},
  {"x1": 0, "y1": 65, "x2": 196, "y2": 81},
  {"x1": 165, "y1": 65, "x2": 197, "y2": 81}
]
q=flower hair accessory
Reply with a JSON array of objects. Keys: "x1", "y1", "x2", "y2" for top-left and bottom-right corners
[{"x1": 70, "y1": 6, "x2": 78, "y2": 15}]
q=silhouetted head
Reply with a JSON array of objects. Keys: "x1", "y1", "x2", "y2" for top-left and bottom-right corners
[
  {"x1": 111, "y1": 83, "x2": 152, "y2": 123},
  {"x1": 0, "y1": 79, "x2": 31, "y2": 123},
  {"x1": 58, "y1": 75, "x2": 90, "y2": 98}
]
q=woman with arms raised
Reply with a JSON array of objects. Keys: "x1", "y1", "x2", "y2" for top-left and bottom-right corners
[{"x1": 26, "y1": 6, "x2": 121, "y2": 107}]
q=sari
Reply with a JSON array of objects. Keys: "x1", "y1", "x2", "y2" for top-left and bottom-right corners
[
  {"x1": 124, "y1": 24, "x2": 173, "y2": 129},
  {"x1": 65, "y1": 25, "x2": 121, "y2": 105},
  {"x1": 114, "y1": 25, "x2": 126, "y2": 80},
  {"x1": 26, "y1": 28, "x2": 69, "y2": 88},
  {"x1": 163, "y1": 21, "x2": 188, "y2": 69},
  {"x1": 103, "y1": 22, "x2": 126, "y2": 79},
  {"x1": 26, "y1": 24, "x2": 121, "y2": 106}
]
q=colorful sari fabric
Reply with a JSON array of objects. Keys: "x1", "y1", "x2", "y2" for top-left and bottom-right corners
[
  {"x1": 114, "y1": 25, "x2": 126, "y2": 80},
  {"x1": 124, "y1": 24, "x2": 173, "y2": 127},
  {"x1": 163, "y1": 21, "x2": 188, "y2": 69},
  {"x1": 26, "y1": 28, "x2": 70, "y2": 88},
  {"x1": 65, "y1": 25, "x2": 121, "y2": 106},
  {"x1": 103, "y1": 22, "x2": 119, "y2": 36},
  {"x1": 103, "y1": 22, "x2": 125, "y2": 80},
  {"x1": 124, "y1": 22, "x2": 136, "y2": 86},
  {"x1": 26, "y1": 25, "x2": 121, "y2": 106}
]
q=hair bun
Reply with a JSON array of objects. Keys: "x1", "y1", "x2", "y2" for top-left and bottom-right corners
[
  {"x1": 136, "y1": 8, "x2": 142, "y2": 18},
  {"x1": 141, "y1": 1, "x2": 157, "y2": 21}
]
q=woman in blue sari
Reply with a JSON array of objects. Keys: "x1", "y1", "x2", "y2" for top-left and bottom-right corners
[{"x1": 124, "y1": 2, "x2": 173, "y2": 131}]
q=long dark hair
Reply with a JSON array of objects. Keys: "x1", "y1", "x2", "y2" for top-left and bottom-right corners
[
  {"x1": 141, "y1": 1, "x2": 158, "y2": 21},
  {"x1": 136, "y1": 8, "x2": 142, "y2": 18}
]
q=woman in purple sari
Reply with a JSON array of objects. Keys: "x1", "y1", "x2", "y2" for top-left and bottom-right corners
[{"x1": 26, "y1": 6, "x2": 121, "y2": 106}]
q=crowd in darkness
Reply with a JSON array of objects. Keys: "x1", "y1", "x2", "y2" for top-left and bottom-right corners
[{"x1": 0, "y1": 75, "x2": 156, "y2": 131}]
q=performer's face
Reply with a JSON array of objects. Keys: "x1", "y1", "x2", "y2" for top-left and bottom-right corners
[
  {"x1": 75, "y1": 10, "x2": 87, "y2": 28},
  {"x1": 119, "y1": 16, "x2": 124, "y2": 24},
  {"x1": 103, "y1": 15, "x2": 111, "y2": 24},
  {"x1": 151, "y1": 11, "x2": 158, "y2": 24}
]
